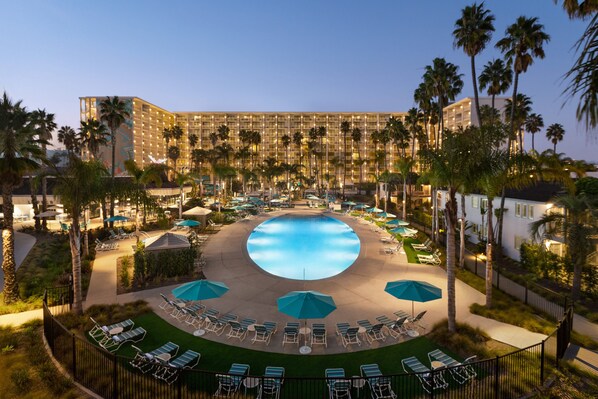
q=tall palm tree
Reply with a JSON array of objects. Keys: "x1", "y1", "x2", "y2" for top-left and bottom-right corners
[
  {"x1": 530, "y1": 191, "x2": 598, "y2": 300},
  {"x1": 0, "y1": 92, "x2": 45, "y2": 303},
  {"x1": 188, "y1": 133, "x2": 199, "y2": 167},
  {"x1": 422, "y1": 58, "x2": 464, "y2": 138},
  {"x1": 281, "y1": 134, "x2": 291, "y2": 195},
  {"x1": 172, "y1": 170, "x2": 198, "y2": 219},
  {"x1": 316, "y1": 126, "x2": 327, "y2": 194},
  {"x1": 558, "y1": 1, "x2": 598, "y2": 131},
  {"x1": 191, "y1": 148, "x2": 209, "y2": 197},
  {"x1": 504, "y1": 94, "x2": 533, "y2": 154},
  {"x1": 31, "y1": 109, "x2": 57, "y2": 230},
  {"x1": 53, "y1": 158, "x2": 107, "y2": 314},
  {"x1": 414, "y1": 82, "x2": 434, "y2": 148},
  {"x1": 453, "y1": 2, "x2": 495, "y2": 126},
  {"x1": 546, "y1": 123, "x2": 565, "y2": 152},
  {"x1": 395, "y1": 157, "x2": 415, "y2": 220},
  {"x1": 340, "y1": 121, "x2": 351, "y2": 198},
  {"x1": 351, "y1": 127, "x2": 363, "y2": 185},
  {"x1": 235, "y1": 146, "x2": 252, "y2": 193},
  {"x1": 478, "y1": 59, "x2": 513, "y2": 119},
  {"x1": 57, "y1": 126, "x2": 80, "y2": 160},
  {"x1": 79, "y1": 118, "x2": 109, "y2": 159},
  {"x1": 162, "y1": 126, "x2": 172, "y2": 147},
  {"x1": 99, "y1": 96, "x2": 131, "y2": 223},
  {"x1": 496, "y1": 16, "x2": 550, "y2": 154},
  {"x1": 168, "y1": 146, "x2": 181, "y2": 174},
  {"x1": 292, "y1": 131, "x2": 303, "y2": 192},
  {"x1": 524, "y1": 113, "x2": 544, "y2": 152},
  {"x1": 124, "y1": 159, "x2": 164, "y2": 230}
]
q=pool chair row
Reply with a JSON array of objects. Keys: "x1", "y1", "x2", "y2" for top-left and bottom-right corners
[
  {"x1": 131, "y1": 342, "x2": 200, "y2": 384},
  {"x1": 94, "y1": 238, "x2": 119, "y2": 251},
  {"x1": 418, "y1": 250, "x2": 442, "y2": 265},
  {"x1": 401, "y1": 350, "x2": 477, "y2": 393},
  {"x1": 89, "y1": 317, "x2": 145, "y2": 352},
  {"x1": 109, "y1": 228, "x2": 135, "y2": 240},
  {"x1": 215, "y1": 363, "x2": 285, "y2": 398}
]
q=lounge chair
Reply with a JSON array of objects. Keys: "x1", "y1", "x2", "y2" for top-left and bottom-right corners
[
  {"x1": 100, "y1": 327, "x2": 146, "y2": 352},
  {"x1": 341, "y1": 327, "x2": 361, "y2": 348},
  {"x1": 227, "y1": 317, "x2": 256, "y2": 342},
  {"x1": 427, "y1": 349, "x2": 477, "y2": 384},
  {"x1": 418, "y1": 254, "x2": 441, "y2": 265},
  {"x1": 311, "y1": 323, "x2": 327, "y2": 347},
  {"x1": 205, "y1": 313, "x2": 237, "y2": 336},
  {"x1": 88, "y1": 317, "x2": 134, "y2": 343},
  {"x1": 282, "y1": 324, "x2": 299, "y2": 346},
  {"x1": 215, "y1": 363, "x2": 250, "y2": 397},
  {"x1": 410, "y1": 311, "x2": 427, "y2": 330},
  {"x1": 336, "y1": 322, "x2": 350, "y2": 336},
  {"x1": 182, "y1": 303, "x2": 206, "y2": 326},
  {"x1": 375, "y1": 315, "x2": 407, "y2": 340},
  {"x1": 325, "y1": 368, "x2": 352, "y2": 399},
  {"x1": 360, "y1": 364, "x2": 397, "y2": 399},
  {"x1": 401, "y1": 356, "x2": 448, "y2": 393},
  {"x1": 411, "y1": 238, "x2": 432, "y2": 251},
  {"x1": 154, "y1": 349, "x2": 201, "y2": 384},
  {"x1": 208, "y1": 219, "x2": 223, "y2": 229},
  {"x1": 118, "y1": 227, "x2": 135, "y2": 239},
  {"x1": 130, "y1": 341, "x2": 179, "y2": 373},
  {"x1": 357, "y1": 320, "x2": 386, "y2": 344},
  {"x1": 109, "y1": 229, "x2": 122, "y2": 240},
  {"x1": 264, "y1": 321, "x2": 278, "y2": 335},
  {"x1": 257, "y1": 366, "x2": 285, "y2": 399},
  {"x1": 252, "y1": 324, "x2": 273, "y2": 345}
]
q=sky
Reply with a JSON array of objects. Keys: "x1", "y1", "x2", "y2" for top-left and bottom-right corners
[{"x1": 1, "y1": 0, "x2": 596, "y2": 162}]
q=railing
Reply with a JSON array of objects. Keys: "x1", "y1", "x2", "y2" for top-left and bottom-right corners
[{"x1": 43, "y1": 286, "x2": 572, "y2": 399}]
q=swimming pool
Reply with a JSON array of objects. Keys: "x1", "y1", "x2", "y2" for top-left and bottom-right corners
[{"x1": 246, "y1": 214, "x2": 360, "y2": 280}]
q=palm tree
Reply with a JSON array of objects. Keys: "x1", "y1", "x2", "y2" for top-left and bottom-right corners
[
  {"x1": 504, "y1": 94, "x2": 533, "y2": 154},
  {"x1": 558, "y1": 1, "x2": 598, "y2": 130},
  {"x1": 530, "y1": 190, "x2": 598, "y2": 300},
  {"x1": 496, "y1": 16, "x2": 550, "y2": 155},
  {"x1": 292, "y1": 131, "x2": 304, "y2": 192},
  {"x1": 395, "y1": 157, "x2": 415, "y2": 220},
  {"x1": 191, "y1": 148, "x2": 209, "y2": 197},
  {"x1": 188, "y1": 133, "x2": 199, "y2": 167},
  {"x1": 414, "y1": 82, "x2": 434, "y2": 147},
  {"x1": 162, "y1": 126, "x2": 172, "y2": 146},
  {"x1": 546, "y1": 123, "x2": 565, "y2": 152},
  {"x1": 340, "y1": 121, "x2": 351, "y2": 198},
  {"x1": 453, "y1": 2, "x2": 495, "y2": 126},
  {"x1": 316, "y1": 126, "x2": 326, "y2": 194},
  {"x1": 53, "y1": 158, "x2": 107, "y2": 314},
  {"x1": 124, "y1": 159, "x2": 164, "y2": 231},
  {"x1": 422, "y1": 58, "x2": 464, "y2": 137},
  {"x1": 31, "y1": 109, "x2": 57, "y2": 230},
  {"x1": 79, "y1": 118, "x2": 109, "y2": 159},
  {"x1": 420, "y1": 131, "x2": 471, "y2": 333},
  {"x1": 217, "y1": 125, "x2": 230, "y2": 142},
  {"x1": 0, "y1": 92, "x2": 45, "y2": 303},
  {"x1": 172, "y1": 170, "x2": 198, "y2": 219},
  {"x1": 168, "y1": 146, "x2": 181, "y2": 175},
  {"x1": 351, "y1": 127, "x2": 363, "y2": 184},
  {"x1": 170, "y1": 125, "x2": 184, "y2": 173},
  {"x1": 235, "y1": 146, "x2": 252, "y2": 193},
  {"x1": 99, "y1": 96, "x2": 131, "y2": 224},
  {"x1": 57, "y1": 126, "x2": 80, "y2": 160},
  {"x1": 478, "y1": 59, "x2": 513, "y2": 120},
  {"x1": 525, "y1": 113, "x2": 544, "y2": 152},
  {"x1": 281, "y1": 134, "x2": 291, "y2": 195}
]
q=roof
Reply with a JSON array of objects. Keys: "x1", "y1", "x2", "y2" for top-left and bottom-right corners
[
  {"x1": 143, "y1": 232, "x2": 190, "y2": 252},
  {"x1": 504, "y1": 182, "x2": 565, "y2": 202}
]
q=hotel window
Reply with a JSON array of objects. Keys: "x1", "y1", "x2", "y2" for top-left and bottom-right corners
[
  {"x1": 522, "y1": 204, "x2": 528, "y2": 218},
  {"x1": 481, "y1": 198, "x2": 488, "y2": 211},
  {"x1": 529, "y1": 205, "x2": 534, "y2": 219},
  {"x1": 472, "y1": 196, "x2": 479, "y2": 208},
  {"x1": 515, "y1": 203, "x2": 521, "y2": 217}
]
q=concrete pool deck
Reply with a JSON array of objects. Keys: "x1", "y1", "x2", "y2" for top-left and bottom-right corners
[{"x1": 111, "y1": 208, "x2": 547, "y2": 355}]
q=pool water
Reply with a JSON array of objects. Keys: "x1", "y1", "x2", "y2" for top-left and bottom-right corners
[{"x1": 246, "y1": 214, "x2": 360, "y2": 280}]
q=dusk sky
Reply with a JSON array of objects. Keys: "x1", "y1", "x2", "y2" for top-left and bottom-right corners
[{"x1": 1, "y1": 0, "x2": 596, "y2": 161}]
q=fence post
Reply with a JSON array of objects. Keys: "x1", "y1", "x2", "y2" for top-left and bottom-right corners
[
  {"x1": 178, "y1": 371, "x2": 183, "y2": 399},
  {"x1": 541, "y1": 340, "x2": 545, "y2": 382},
  {"x1": 113, "y1": 354, "x2": 118, "y2": 399},
  {"x1": 494, "y1": 356, "x2": 500, "y2": 399}
]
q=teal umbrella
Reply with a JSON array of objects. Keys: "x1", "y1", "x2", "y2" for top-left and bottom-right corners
[
  {"x1": 176, "y1": 219, "x2": 201, "y2": 227},
  {"x1": 390, "y1": 226, "x2": 418, "y2": 236},
  {"x1": 277, "y1": 290, "x2": 336, "y2": 354},
  {"x1": 172, "y1": 280, "x2": 229, "y2": 336},
  {"x1": 353, "y1": 204, "x2": 370, "y2": 210},
  {"x1": 377, "y1": 212, "x2": 396, "y2": 218},
  {"x1": 384, "y1": 280, "x2": 441, "y2": 317},
  {"x1": 342, "y1": 201, "x2": 357, "y2": 206},
  {"x1": 386, "y1": 219, "x2": 409, "y2": 226},
  {"x1": 366, "y1": 207, "x2": 383, "y2": 213}
]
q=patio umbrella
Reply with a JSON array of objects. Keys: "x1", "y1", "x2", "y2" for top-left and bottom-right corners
[
  {"x1": 342, "y1": 201, "x2": 357, "y2": 206},
  {"x1": 277, "y1": 290, "x2": 336, "y2": 354},
  {"x1": 172, "y1": 280, "x2": 229, "y2": 336},
  {"x1": 390, "y1": 226, "x2": 418, "y2": 236},
  {"x1": 377, "y1": 212, "x2": 396, "y2": 219},
  {"x1": 176, "y1": 219, "x2": 201, "y2": 227},
  {"x1": 384, "y1": 280, "x2": 442, "y2": 318},
  {"x1": 353, "y1": 204, "x2": 370, "y2": 210},
  {"x1": 104, "y1": 215, "x2": 129, "y2": 222},
  {"x1": 366, "y1": 207, "x2": 383, "y2": 213},
  {"x1": 386, "y1": 219, "x2": 409, "y2": 226}
]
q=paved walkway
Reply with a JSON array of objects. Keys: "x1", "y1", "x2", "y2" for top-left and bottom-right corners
[{"x1": 0, "y1": 231, "x2": 36, "y2": 290}]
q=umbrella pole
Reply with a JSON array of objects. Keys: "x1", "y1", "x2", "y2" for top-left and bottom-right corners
[{"x1": 412, "y1": 301, "x2": 415, "y2": 319}]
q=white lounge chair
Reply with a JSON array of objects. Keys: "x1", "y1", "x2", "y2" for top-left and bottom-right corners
[
  {"x1": 427, "y1": 349, "x2": 477, "y2": 384},
  {"x1": 401, "y1": 356, "x2": 448, "y2": 393}
]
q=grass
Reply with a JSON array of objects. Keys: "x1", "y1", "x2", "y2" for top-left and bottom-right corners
[{"x1": 0, "y1": 321, "x2": 81, "y2": 398}]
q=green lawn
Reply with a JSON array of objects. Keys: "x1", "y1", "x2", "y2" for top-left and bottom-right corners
[{"x1": 116, "y1": 312, "x2": 448, "y2": 378}]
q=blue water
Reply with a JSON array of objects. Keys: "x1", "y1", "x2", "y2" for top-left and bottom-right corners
[{"x1": 246, "y1": 214, "x2": 360, "y2": 280}]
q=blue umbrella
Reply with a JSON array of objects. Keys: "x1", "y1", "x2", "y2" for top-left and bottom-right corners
[
  {"x1": 104, "y1": 215, "x2": 129, "y2": 222},
  {"x1": 377, "y1": 212, "x2": 396, "y2": 219},
  {"x1": 366, "y1": 207, "x2": 383, "y2": 213},
  {"x1": 390, "y1": 226, "x2": 418, "y2": 236},
  {"x1": 176, "y1": 219, "x2": 201, "y2": 227},
  {"x1": 386, "y1": 219, "x2": 409, "y2": 226},
  {"x1": 353, "y1": 204, "x2": 370, "y2": 210},
  {"x1": 342, "y1": 201, "x2": 357, "y2": 206},
  {"x1": 277, "y1": 290, "x2": 336, "y2": 354},
  {"x1": 172, "y1": 280, "x2": 229, "y2": 336},
  {"x1": 384, "y1": 280, "x2": 442, "y2": 317}
]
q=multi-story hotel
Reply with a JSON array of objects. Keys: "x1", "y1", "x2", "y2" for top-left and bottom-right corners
[{"x1": 79, "y1": 96, "x2": 510, "y2": 187}]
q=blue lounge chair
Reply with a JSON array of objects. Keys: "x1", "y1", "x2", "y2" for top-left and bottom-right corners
[
  {"x1": 100, "y1": 327, "x2": 146, "y2": 352},
  {"x1": 215, "y1": 363, "x2": 250, "y2": 397},
  {"x1": 88, "y1": 317, "x2": 134, "y2": 343},
  {"x1": 325, "y1": 368, "x2": 352, "y2": 399},
  {"x1": 427, "y1": 349, "x2": 477, "y2": 384},
  {"x1": 130, "y1": 341, "x2": 179, "y2": 373},
  {"x1": 257, "y1": 366, "x2": 285, "y2": 399},
  {"x1": 401, "y1": 356, "x2": 448, "y2": 393},
  {"x1": 154, "y1": 349, "x2": 201, "y2": 384},
  {"x1": 360, "y1": 364, "x2": 397, "y2": 399}
]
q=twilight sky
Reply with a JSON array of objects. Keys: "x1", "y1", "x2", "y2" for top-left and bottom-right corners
[{"x1": 1, "y1": 0, "x2": 596, "y2": 161}]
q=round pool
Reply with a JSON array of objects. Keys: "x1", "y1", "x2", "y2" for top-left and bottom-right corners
[{"x1": 246, "y1": 214, "x2": 360, "y2": 280}]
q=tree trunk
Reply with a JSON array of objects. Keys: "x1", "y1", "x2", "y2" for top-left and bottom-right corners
[
  {"x1": 485, "y1": 197, "x2": 494, "y2": 307},
  {"x1": 29, "y1": 176, "x2": 41, "y2": 231},
  {"x1": 342, "y1": 133, "x2": 347, "y2": 199},
  {"x1": 41, "y1": 175, "x2": 48, "y2": 230},
  {"x1": 69, "y1": 220, "x2": 83, "y2": 315},
  {"x1": 445, "y1": 189, "x2": 458, "y2": 333},
  {"x1": 101, "y1": 198, "x2": 108, "y2": 229},
  {"x1": 459, "y1": 193, "x2": 466, "y2": 268},
  {"x1": 2, "y1": 183, "x2": 19, "y2": 304},
  {"x1": 432, "y1": 188, "x2": 438, "y2": 243},
  {"x1": 110, "y1": 129, "x2": 116, "y2": 229},
  {"x1": 471, "y1": 56, "x2": 482, "y2": 127},
  {"x1": 83, "y1": 229, "x2": 89, "y2": 258},
  {"x1": 402, "y1": 178, "x2": 407, "y2": 221}
]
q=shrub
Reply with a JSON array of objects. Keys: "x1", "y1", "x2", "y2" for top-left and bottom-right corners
[
  {"x1": 119, "y1": 255, "x2": 131, "y2": 288},
  {"x1": 10, "y1": 368, "x2": 31, "y2": 393},
  {"x1": 133, "y1": 247, "x2": 196, "y2": 285}
]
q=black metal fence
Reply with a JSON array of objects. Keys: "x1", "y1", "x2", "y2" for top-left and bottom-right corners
[{"x1": 43, "y1": 286, "x2": 572, "y2": 399}]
